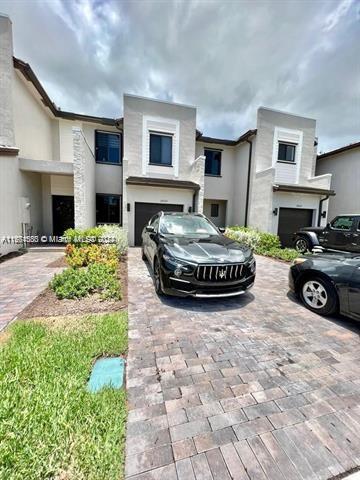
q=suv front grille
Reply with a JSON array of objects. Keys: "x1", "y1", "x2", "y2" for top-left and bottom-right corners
[{"x1": 194, "y1": 264, "x2": 244, "y2": 282}]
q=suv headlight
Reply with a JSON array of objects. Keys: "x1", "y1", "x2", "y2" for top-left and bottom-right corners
[
  {"x1": 163, "y1": 254, "x2": 195, "y2": 273},
  {"x1": 248, "y1": 257, "x2": 256, "y2": 273}
]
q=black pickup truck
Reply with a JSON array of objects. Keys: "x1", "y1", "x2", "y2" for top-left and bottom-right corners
[{"x1": 293, "y1": 214, "x2": 360, "y2": 253}]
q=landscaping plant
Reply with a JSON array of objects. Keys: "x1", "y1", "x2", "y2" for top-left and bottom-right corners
[
  {"x1": 226, "y1": 226, "x2": 299, "y2": 262},
  {"x1": 51, "y1": 226, "x2": 128, "y2": 300}
]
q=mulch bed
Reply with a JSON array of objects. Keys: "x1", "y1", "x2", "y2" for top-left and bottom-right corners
[{"x1": 18, "y1": 257, "x2": 128, "y2": 319}]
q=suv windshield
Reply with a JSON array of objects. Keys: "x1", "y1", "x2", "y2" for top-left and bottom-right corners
[{"x1": 159, "y1": 215, "x2": 218, "y2": 236}]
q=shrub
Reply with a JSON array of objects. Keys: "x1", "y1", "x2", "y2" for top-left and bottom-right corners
[
  {"x1": 225, "y1": 227, "x2": 261, "y2": 251},
  {"x1": 65, "y1": 244, "x2": 118, "y2": 270},
  {"x1": 50, "y1": 263, "x2": 121, "y2": 300},
  {"x1": 262, "y1": 247, "x2": 299, "y2": 262},
  {"x1": 100, "y1": 225, "x2": 128, "y2": 256},
  {"x1": 64, "y1": 227, "x2": 106, "y2": 246},
  {"x1": 226, "y1": 226, "x2": 297, "y2": 262}
]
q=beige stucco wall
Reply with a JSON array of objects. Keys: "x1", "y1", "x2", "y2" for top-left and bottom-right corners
[
  {"x1": 0, "y1": 155, "x2": 44, "y2": 254},
  {"x1": 12, "y1": 71, "x2": 55, "y2": 161},
  {"x1": 197, "y1": 140, "x2": 251, "y2": 227},
  {"x1": 124, "y1": 94, "x2": 196, "y2": 181},
  {"x1": 255, "y1": 107, "x2": 317, "y2": 185},
  {"x1": 316, "y1": 148, "x2": 360, "y2": 219}
]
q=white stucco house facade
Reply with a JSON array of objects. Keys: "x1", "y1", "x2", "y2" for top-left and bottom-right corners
[{"x1": 1, "y1": 14, "x2": 336, "y2": 253}]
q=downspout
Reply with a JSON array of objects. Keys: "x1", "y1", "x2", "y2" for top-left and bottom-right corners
[
  {"x1": 244, "y1": 138, "x2": 253, "y2": 227},
  {"x1": 318, "y1": 195, "x2": 329, "y2": 226}
]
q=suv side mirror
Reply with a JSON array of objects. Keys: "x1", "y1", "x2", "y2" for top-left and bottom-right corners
[
  {"x1": 146, "y1": 225, "x2": 155, "y2": 233},
  {"x1": 218, "y1": 227, "x2": 226, "y2": 234}
]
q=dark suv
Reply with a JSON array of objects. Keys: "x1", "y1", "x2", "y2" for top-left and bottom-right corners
[{"x1": 293, "y1": 214, "x2": 360, "y2": 253}]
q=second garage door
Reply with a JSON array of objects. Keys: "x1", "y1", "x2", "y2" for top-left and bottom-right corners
[
  {"x1": 134, "y1": 202, "x2": 183, "y2": 246},
  {"x1": 278, "y1": 208, "x2": 313, "y2": 247}
]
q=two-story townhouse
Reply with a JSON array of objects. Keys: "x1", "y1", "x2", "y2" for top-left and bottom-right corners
[{"x1": 0, "y1": 14, "x2": 335, "y2": 254}]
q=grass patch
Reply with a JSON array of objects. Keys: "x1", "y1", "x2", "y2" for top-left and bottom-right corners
[{"x1": 0, "y1": 312, "x2": 128, "y2": 480}]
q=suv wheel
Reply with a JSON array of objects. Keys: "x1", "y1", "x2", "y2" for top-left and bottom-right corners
[
  {"x1": 300, "y1": 277, "x2": 338, "y2": 316},
  {"x1": 295, "y1": 236, "x2": 310, "y2": 253},
  {"x1": 153, "y1": 257, "x2": 163, "y2": 295}
]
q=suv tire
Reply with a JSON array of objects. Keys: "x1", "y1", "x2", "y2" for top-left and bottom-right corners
[{"x1": 295, "y1": 236, "x2": 311, "y2": 253}]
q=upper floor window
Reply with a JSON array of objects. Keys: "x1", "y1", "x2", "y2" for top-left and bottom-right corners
[
  {"x1": 205, "y1": 149, "x2": 221, "y2": 176},
  {"x1": 278, "y1": 142, "x2": 296, "y2": 163},
  {"x1": 96, "y1": 194, "x2": 121, "y2": 224},
  {"x1": 95, "y1": 131, "x2": 121, "y2": 165},
  {"x1": 149, "y1": 133, "x2": 172, "y2": 166}
]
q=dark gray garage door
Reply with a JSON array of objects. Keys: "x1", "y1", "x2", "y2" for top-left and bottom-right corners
[
  {"x1": 278, "y1": 208, "x2": 313, "y2": 247},
  {"x1": 134, "y1": 202, "x2": 183, "y2": 246}
]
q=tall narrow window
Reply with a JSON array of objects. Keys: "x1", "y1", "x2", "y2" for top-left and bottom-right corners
[
  {"x1": 205, "y1": 149, "x2": 221, "y2": 176},
  {"x1": 96, "y1": 194, "x2": 121, "y2": 224},
  {"x1": 95, "y1": 131, "x2": 121, "y2": 164},
  {"x1": 149, "y1": 133, "x2": 172, "y2": 165},
  {"x1": 278, "y1": 142, "x2": 296, "y2": 162}
]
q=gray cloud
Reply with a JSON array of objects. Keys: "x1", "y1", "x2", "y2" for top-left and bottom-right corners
[{"x1": 1, "y1": 0, "x2": 359, "y2": 152}]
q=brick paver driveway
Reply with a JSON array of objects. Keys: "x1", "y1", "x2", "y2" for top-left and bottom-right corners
[
  {"x1": 0, "y1": 251, "x2": 64, "y2": 330},
  {"x1": 126, "y1": 249, "x2": 360, "y2": 480}
]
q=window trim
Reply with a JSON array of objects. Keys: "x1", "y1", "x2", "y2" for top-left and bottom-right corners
[
  {"x1": 204, "y1": 148, "x2": 222, "y2": 177},
  {"x1": 95, "y1": 130, "x2": 122, "y2": 166},
  {"x1": 149, "y1": 132, "x2": 173, "y2": 167},
  {"x1": 96, "y1": 193, "x2": 122, "y2": 226},
  {"x1": 277, "y1": 141, "x2": 297, "y2": 164}
]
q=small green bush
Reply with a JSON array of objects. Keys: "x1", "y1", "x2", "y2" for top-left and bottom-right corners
[
  {"x1": 50, "y1": 263, "x2": 121, "y2": 300},
  {"x1": 263, "y1": 247, "x2": 299, "y2": 262},
  {"x1": 64, "y1": 227, "x2": 106, "y2": 246},
  {"x1": 226, "y1": 226, "x2": 298, "y2": 262}
]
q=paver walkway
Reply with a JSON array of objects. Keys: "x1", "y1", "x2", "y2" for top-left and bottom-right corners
[
  {"x1": 0, "y1": 251, "x2": 64, "y2": 330},
  {"x1": 126, "y1": 249, "x2": 360, "y2": 480}
]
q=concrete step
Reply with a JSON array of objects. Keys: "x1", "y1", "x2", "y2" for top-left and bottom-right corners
[{"x1": 28, "y1": 246, "x2": 65, "y2": 253}]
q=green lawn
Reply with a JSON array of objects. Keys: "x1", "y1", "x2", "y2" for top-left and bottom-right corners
[{"x1": 0, "y1": 312, "x2": 128, "y2": 480}]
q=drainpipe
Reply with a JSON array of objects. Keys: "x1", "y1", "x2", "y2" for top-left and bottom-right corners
[
  {"x1": 244, "y1": 138, "x2": 253, "y2": 227},
  {"x1": 318, "y1": 195, "x2": 329, "y2": 226},
  {"x1": 192, "y1": 192, "x2": 196, "y2": 213}
]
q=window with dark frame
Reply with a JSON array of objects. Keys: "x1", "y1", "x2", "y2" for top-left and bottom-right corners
[
  {"x1": 95, "y1": 131, "x2": 121, "y2": 164},
  {"x1": 149, "y1": 133, "x2": 173, "y2": 166},
  {"x1": 96, "y1": 194, "x2": 121, "y2": 224},
  {"x1": 205, "y1": 149, "x2": 221, "y2": 176},
  {"x1": 278, "y1": 142, "x2": 296, "y2": 162},
  {"x1": 211, "y1": 203, "x2": 219, "y2": 217}
]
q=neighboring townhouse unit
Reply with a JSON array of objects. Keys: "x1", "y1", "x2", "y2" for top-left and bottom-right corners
[
  {"x1": 316, "y1": 142, "x2": 360, "y2": 220},
  {"x1": 0, "y1": 14, "x2": 335, "y2": 253}
]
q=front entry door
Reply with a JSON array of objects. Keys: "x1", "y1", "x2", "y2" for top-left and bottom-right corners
[{"x1": 52, "y1": 195, "x2": 74, "y2": 236}]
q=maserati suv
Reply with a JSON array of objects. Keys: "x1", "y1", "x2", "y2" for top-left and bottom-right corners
[{"x1": 141, "y1": 212, "x2": 256, "y2": 298}]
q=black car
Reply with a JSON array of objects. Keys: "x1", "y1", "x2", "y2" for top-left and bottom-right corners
[
  {"x1": 289, "y1": 251, "x2": 360, "y2": 321},
  {"x1": 141, "y1": 212, "x2": 256, "y2": 298},
  {"x1": 293, "y1": 214, "x2": 360, "y2": 253}
]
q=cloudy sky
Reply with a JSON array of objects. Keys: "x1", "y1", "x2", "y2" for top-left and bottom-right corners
[{"x1": 1, "y1": 0, "x2": 359, "y2": 152}]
